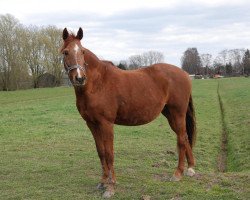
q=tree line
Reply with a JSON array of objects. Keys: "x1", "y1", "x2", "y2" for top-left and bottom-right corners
[
  {"x1": 0, "y1": 14, "x2": 62, "y2": 91},
  {"x1": 0, "y1": 14, "x2": 165, "y2": 91},
  {"x1": 123, "y1": 51, "x2": 164, "y2": 69},
  {"x1": 1, "y1": 14, "x2": 249, "y2": 91},
  {"x1": 181, "y1": 47, "x2": 250, "y2": 77}
]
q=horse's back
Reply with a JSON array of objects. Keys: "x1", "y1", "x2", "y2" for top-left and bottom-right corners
[
  {"x1": 121, "y1": 63, "x2": 190, "y2": 84},
  {"x1": 147, "y1": 63, "x2": 190, "y2": 83},
  {"x1": 111, "y1": 63, "x2": 191, "y2": 125},
  {"x1": 128, "y1": 63, "x2": 191, "y2": 98}
]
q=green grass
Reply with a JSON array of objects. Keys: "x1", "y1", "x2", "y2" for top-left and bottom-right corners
[
  {"x1": 0, "y1": 78, "x2": 249, "y2": 199},
  {"x1": 218, "y1": 78, "x2": 250, "y2": 172}
]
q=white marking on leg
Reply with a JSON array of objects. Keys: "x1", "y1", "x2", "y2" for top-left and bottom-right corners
[
  {"x1": 170, "y1": 175, "x2": 181, "y2": 182},
  {"x1": 103, "y1": 185, "x2": 115, "y2": 198},
  {"x1": 186, "y1": 168, "x2": 195, "y2": 177}
]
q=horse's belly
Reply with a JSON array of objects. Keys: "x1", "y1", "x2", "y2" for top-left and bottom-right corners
[
  {"x1": 114, "y1": 103, "x2": 164, "y2": 126},
  {"x1": 114, "y1": 117, "x2": 157, "y2": 126}
]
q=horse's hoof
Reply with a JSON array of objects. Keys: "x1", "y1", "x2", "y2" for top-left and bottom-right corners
[
  {"x1": 186, "y1": 168, "x2": 195, "y2": 177},
  {"x1": 170, "y1": 175, "x2": 181, "y2": 181},
  {"x1": 102, "y1": 189, "x2": 115, "y2": 198},
  {"x1": 97, "y1": 183, "x2": 105, "y2": 190},
  {"x1": 171, "y1": 170, "x2": 182, "y2": 181}
]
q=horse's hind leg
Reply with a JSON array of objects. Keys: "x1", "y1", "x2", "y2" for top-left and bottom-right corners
[{"x1": 162, "y1": 106, "x2": 195, "y2": 180}]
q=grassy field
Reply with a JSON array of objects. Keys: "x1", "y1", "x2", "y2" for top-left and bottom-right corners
[
  {"x1": 0, "y1": 78, "x2": 249, "y2": 199},
  {"x1": 218, "y1": 78, "x2": 250, "y2": 172}
]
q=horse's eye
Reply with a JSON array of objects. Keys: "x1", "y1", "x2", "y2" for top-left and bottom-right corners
[{"x1": 63, "y1": 50, "x2": 69, "y2": 56}]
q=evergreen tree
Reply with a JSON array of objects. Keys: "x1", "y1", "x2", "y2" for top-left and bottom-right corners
[
  {"x1": 242, "y1": 49, "x2": 250, "y2": 75},
  {"x1": 225, "y1": 62, "x2": 233, "y2": 76},
  {"x1": 117, "y1": 63, "x2": 127, "y2": 70}
]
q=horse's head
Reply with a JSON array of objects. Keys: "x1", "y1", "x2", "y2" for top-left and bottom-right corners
[{"x1": 61, "y1": 27, "x2": 87, "y2": 86}]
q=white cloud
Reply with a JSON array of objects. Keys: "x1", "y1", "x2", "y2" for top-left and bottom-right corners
[
  {"x1": 0, "y1": 0, "x2": 249, "y2": 66},
  {"x1": 0, "y1": 0, "x2": 177, "y2": 18},
  {"x1": 190, "y1": 0, "x2": 248, "y2": 7}
]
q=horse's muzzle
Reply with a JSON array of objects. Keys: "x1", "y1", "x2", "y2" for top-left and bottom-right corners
[{"x1": 72, "y1": 76, "x2": 87, "y2": 86}]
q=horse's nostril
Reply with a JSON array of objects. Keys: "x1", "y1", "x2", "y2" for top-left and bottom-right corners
[{"x1": 75, "y1": 76, "x2": 84, "y2": 83}]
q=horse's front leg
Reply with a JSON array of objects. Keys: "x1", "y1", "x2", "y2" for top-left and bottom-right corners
[{"x1": 87, "y1": 121, "x2": 116, "y2": 198}]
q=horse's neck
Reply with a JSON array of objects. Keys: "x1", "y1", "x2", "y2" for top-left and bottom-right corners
[
  {"x1": 84, "y1": 49, "x2": 108, "y2": 82},
  {"x1": 84, "y1": 49, "x2": 100, "y2": 69}
]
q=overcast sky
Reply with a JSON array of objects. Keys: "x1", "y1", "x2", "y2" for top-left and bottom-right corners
[{"x1": 1, "y1": 0, "x2": 249, "y2": 66}]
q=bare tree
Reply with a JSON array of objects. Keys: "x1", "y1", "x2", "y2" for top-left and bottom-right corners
[
  {"x1": 213, "y1": 49, "x2": 230, "y2": 75},
  {"x1": 214, "y1": 49, "x2": 246, "y2": 75},
  {"x1": 0, "y1": 14, "x2": 27, "y2": 90},
  {"x1": 22, "y1": 25, "x2": 46, "y2": 88},
  {"x1": 142, "y1": 51, "x2": 164, "y2": 66},
  {"x1": 228, "y1": 49, "x2": 245, "y2": 74},
  {"x1": 41, "y1": 26, "x2": 63, "y2": 86},
  {"x1": 181, "y1": 48, "x2": 201, "y2": 74},
  {"x1": 200, "y1": 53, "x2": 213, "y2": 76},
  {"x1": 218, "y1": 49, "x2": 229, "y2": 65},
  {"x1": 128, "y1": 54, "x2": 144, "y2": 69},
  {"x1": 129, "y1": 51, "x2": 164, "y2": 69},
  {"x1": 0, "y1": 14, "x2": 64, "y2": 90},
  {"x1": 12, "y1": 25, "x2": 30, "y2": 89}
]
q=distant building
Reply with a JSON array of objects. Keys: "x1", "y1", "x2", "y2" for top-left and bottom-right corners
[
  {"x1": 61, "y1": 72, "x2": 72, "y2": 86},
  {"x1": 189, "y1": 74, "x2": 204, "y2": 80},
  {"x1": 189, "y1": 74, "x2": 195, "y2": 80},
  {"x1": 214, "y1": 74, "x2": 224, "y2": 79},
  {"x1": 37, "y1": 73, "x2": 56, "y2": 88}
]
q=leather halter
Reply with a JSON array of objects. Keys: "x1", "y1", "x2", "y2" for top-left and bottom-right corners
[{"x1": 63, "y1": 56, "x2": 88, "y2": 74}]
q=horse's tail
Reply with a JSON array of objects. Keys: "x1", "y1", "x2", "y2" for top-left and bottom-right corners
[{"x1": 186, "y1": 95, "x2": 196, "y2": 148}]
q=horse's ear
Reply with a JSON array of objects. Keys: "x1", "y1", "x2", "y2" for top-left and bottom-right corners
[
  {"x1": 63, "y1": 28, "x2": 69, "y2": 40},
  {"x1": 76, "y1": 27, "x2": 83, "y2": 40}
]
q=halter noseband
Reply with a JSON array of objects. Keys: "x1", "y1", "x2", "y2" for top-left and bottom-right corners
[
  {"x1": 63, "y1": 58, "x2": 88, "y2": 74},
  {"x1": 65, "y1": 64, "x2": 86, "y2": 73}
]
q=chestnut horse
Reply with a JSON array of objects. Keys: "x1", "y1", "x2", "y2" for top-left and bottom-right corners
[{"x1": 60, "y1": 28, "x2": 196, "y2": 198}]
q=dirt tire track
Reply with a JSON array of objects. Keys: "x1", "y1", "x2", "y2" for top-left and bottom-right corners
[{"x1": 217, "y1": 81, "x2": 228, "y2": 172}]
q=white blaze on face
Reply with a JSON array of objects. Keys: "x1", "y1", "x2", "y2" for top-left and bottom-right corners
[
  {"x1": 76, "y1": 68, "x2": 82, "y2": 78},
  {"x1": 74, "y1": 44, "x2": 79, "y2": 53},
  {"x1": 74, "y1": 44, "x2": 82, "y2": 78}
]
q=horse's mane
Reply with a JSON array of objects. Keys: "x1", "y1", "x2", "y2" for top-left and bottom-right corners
[
  {"x1": 101, "y1": 60, "x2": 122, "y2": 70},
  {"x1": 101, "y1": 60, "x2": 115, "y2": 66}
]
